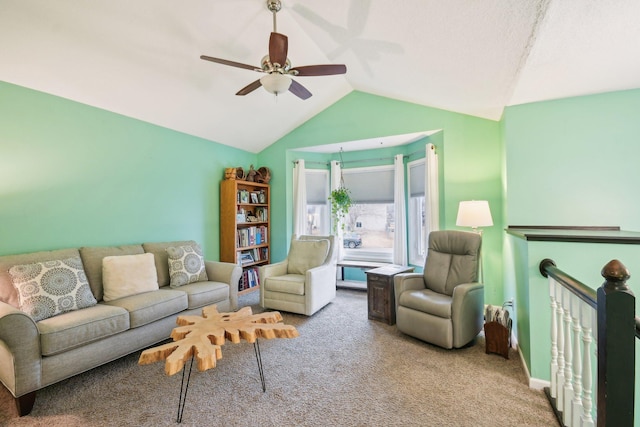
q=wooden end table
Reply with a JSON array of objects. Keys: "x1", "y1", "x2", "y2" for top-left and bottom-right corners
[{"x1": 365, "y1": 265, "x2": 414, "y2": 325}]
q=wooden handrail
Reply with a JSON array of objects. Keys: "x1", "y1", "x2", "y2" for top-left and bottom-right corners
[{"x1": 539, "y1": 258, "x2": 597, "y2": 308}]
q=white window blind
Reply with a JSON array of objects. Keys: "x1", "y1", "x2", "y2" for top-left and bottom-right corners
[
  {"x1": 342, "y1": 166, "x2": 394, "y2": 203},
  {"x1": 306, "y1": 170, "x2": 329, "y2": 205},
  {"x1": 409, "y1": 161, "x2": 425, "y2": 197}
]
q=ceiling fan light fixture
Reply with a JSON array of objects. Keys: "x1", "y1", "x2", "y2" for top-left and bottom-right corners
[{"x1": 260, "y1": 73, "x2": 292, "y2": 95}]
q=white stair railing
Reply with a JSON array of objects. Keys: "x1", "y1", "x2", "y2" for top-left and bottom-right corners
[
  {"x1": 540, "y1": 258, "x2": 636, "y2": 427},
  {"x1": 549, "y1": 276, "x2": 596, "y2": 426}
]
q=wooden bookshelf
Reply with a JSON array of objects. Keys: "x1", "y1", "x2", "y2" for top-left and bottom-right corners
[{"x1": 220, "y1": 179, "x2": 270, "y2": 294}]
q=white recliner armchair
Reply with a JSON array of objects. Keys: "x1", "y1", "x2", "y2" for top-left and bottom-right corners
[
  {"x1": 258, "y1": 235, "x2": 337, "y2": 316},
  {"x1": 394, "y1": 230, "x2": 484, "y2": 349}
]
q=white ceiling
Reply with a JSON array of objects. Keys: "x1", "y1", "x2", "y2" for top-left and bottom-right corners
[{"x1": 2, "y1": 0, "x2": 640, "y2": 153}]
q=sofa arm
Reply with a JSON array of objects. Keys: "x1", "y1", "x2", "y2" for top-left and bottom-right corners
[
  {"x1": 451, "y1": 282, "x2": 484, "y2": 348},
  {"x1": 258, "y1": 261, "x2": 288, "y2": 282},
  {"x1": 393, "y1": 273, "x2": 425, "y2": 307},
  {"x1": 204, "y1": 261, "x2": 241, "y2": 311},
  {"x1": 304, "y1": 262, "x2": 337, "y2": 314},
  {"x1": 258, "y1": 261, "x2": 288, "y2": 307},
  {"x1": 0, "y1": 301, "x2": 41, "y2": 397}
]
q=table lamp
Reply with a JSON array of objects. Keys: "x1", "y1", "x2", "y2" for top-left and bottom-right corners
[
  {"x1": 456, "y1": 200, "x2": 493, "y2": 234},
  {"x1": 456, "y1": 200, "x2": 492, "y2": 282}
]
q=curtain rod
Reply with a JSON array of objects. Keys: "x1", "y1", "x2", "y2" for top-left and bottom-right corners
[{"x1": 293, "y1": 150, "x2": 426, "y2": 166}]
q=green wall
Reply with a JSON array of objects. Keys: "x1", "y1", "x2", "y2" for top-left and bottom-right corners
[
  {"x1": 503, "y1": 88, "x2": 640, "y2": 408},
  {"x1": 258, "y1": 91, "x2": 505, "y2": 304},
  {"x1": 0, "y1": 81, "x2": 255, "y2": 259},
  {"x1": 504, "y1": 89, "x2": 640, "y2": 229}
]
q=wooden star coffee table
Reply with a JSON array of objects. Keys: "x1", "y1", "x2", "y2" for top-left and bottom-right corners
[{"x1": 139, "y1": 305, "x2": 298, "y2": 423}]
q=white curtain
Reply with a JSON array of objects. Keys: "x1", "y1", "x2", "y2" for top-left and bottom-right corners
[
  {"x1": 330, "y1": 160, "x2": 344, "y2": 260},
  {"x1": 292, "y1": 159, "x2": 307, "y2": 237},
  {"x1": 424, "y1": 143, "x2": 440, "y2": 249},
  {"x1": 393, "y1": 154, "x2": 407, "y2": 265}
]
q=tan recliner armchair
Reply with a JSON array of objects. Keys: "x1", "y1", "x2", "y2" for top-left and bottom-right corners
[
  {"x1": 258, "y1": 235, "x2": 337, "y2": 316},
  {"x1": 394, "y1": 230, "x2": 484, "y2": 349}
]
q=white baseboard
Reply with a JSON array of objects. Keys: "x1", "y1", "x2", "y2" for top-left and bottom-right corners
[{"x1": 515, "y1": 344, "x2": 550, "y2": 390}]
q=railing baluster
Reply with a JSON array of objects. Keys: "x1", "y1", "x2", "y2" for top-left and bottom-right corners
[
  {"x1": 563, "y1": 287, "x2": 574, "y2": 425},
  {"x1": 571, "y1": 296, "x2": 583, "y2": 426},
  {"x1": 550, "y1": 278, "x2": 559, "y2": 400},
  {"x1": 581, "y1": 302, "x2": 594, "y2": 427},
  {"x1": 557, "y1": 280, "x2": 566, "y2": 411}
]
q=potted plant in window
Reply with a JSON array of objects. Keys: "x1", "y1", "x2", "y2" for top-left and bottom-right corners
[{"x1": 329, "y1": 186, "x2": 352, "y2": 233}]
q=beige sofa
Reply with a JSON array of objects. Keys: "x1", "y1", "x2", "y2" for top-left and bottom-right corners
[{"x1": 0, "y1": 240, "x2": 240, "y2": 416}]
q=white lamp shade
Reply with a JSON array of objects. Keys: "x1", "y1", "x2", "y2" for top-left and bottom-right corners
[
  {"x1": 456, "y1": 200, "x2": 493, "y2": 228},
  {"x1": 260, "y1": 73, "x2": 292, "y2": 95}
]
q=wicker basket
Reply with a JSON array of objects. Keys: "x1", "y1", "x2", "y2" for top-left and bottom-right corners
[{"x1": 256, "y1": 166, "x2": 271, "y2": 184}]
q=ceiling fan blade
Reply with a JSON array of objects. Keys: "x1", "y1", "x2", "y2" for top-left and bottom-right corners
[
  {"x1": 236, "y1": 79, "x2": 262, "y2": 96},
  {"x1": 291, "y1": 64, "x2": 347, "y2": 76},
  {"x1": 289, "y1": 79, "x2": 312, "y2": 100},
  {"x1": 269, "y1": 32, "x2": 288, "y2": 67},
  {"x1": 200, "y1": 55, "x2": 259, "y2": 72}
]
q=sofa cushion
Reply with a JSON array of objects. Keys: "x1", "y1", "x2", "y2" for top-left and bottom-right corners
[
  {"x1": 102, "y1": 253, "x2": 158, "y2": 302},
  {"x1": 38, "y1": 303, "x2": 130, "y2": 356},
  {"x1": 167, "y1": 281, "x2": 229, "y2": 309},
  {"x1": 143, "y1": 240, "x2": 200, "y2": 287},
  {"x1": 166, "y1": 244, "x2": 208, "y2": 287},
  {"x1": 264, "y1": 274, "x2": 306, "y2": 295},
  {"x1": 80, "y1": 244, "x2": 145, "y2": 301},
  {"x1": 0, "y1": 248, "x2": 80, "y2": 308},
  {"x1": 287, "y1": 239, "x2": 329, "y2": 275},
  {"x1": 104, "y1": 288, "x2": 187, "y2": 328},
  {"x1": 9, "y1": 257, "x2": 98, "y2": 321}
]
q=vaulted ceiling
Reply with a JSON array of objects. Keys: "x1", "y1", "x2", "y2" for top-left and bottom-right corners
[{"x1": 2, "y1": 0, "x2": 639, "y2": 153}]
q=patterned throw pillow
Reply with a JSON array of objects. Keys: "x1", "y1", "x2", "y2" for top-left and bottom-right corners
[
  {"x1": 9, "y1": 257, "x2": 97, "y2": 321},
  {"x1": 166, "y1": 244, "x2": 208, "y2": 287}
]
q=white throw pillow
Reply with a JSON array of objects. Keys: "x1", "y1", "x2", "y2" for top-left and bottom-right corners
[
  {"x1": 166, "y1": 244, "x2": 208, "y2": 287},
  {"x1": 9, "y1": 256, "x2": 97, "y2": 321},
  {"x1": 102, "y1": 253, "x2": 158, "y2": 302},
  {"x1": 287, "y1": 239, "x2": 330, "y2": 275}
]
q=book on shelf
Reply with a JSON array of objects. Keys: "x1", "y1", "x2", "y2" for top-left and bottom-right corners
[
  {"x1": 239, "y1": 251, "x2": 254, "y2": 265},
  {"x1": 239, "y1": 267, "x2": 260, "y2": 291},
  {"x1": 236, "y1": 225, "x2": 268, "y2": 248},
  {"x1": 237, "y1": 247, "x2": 268, "y2": 265}
]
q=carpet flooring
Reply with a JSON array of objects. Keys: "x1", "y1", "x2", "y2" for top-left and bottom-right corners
[{"x1": 0, "y1": 289, "x2": 557, "y2": 426}]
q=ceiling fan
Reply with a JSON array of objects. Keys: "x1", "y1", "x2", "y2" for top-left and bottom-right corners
[{"x1": 200, "y1": 0, "x2": 347, "y2": 100}]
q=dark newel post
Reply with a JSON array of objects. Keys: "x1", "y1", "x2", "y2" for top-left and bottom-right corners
[{"x1": 597, "y1": 259, "x2": 635, "y2": 427}]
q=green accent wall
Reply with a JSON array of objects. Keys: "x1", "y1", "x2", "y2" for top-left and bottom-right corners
[
  {"x1": 258, "y1": 91, "x2": 505, "y2": 304},
  {"x1": 504, "y1": 89, "x2": 640, "y2": 229},
  {"x1": 0, "y1": 81, "x2": 255, "y2": 258}
]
